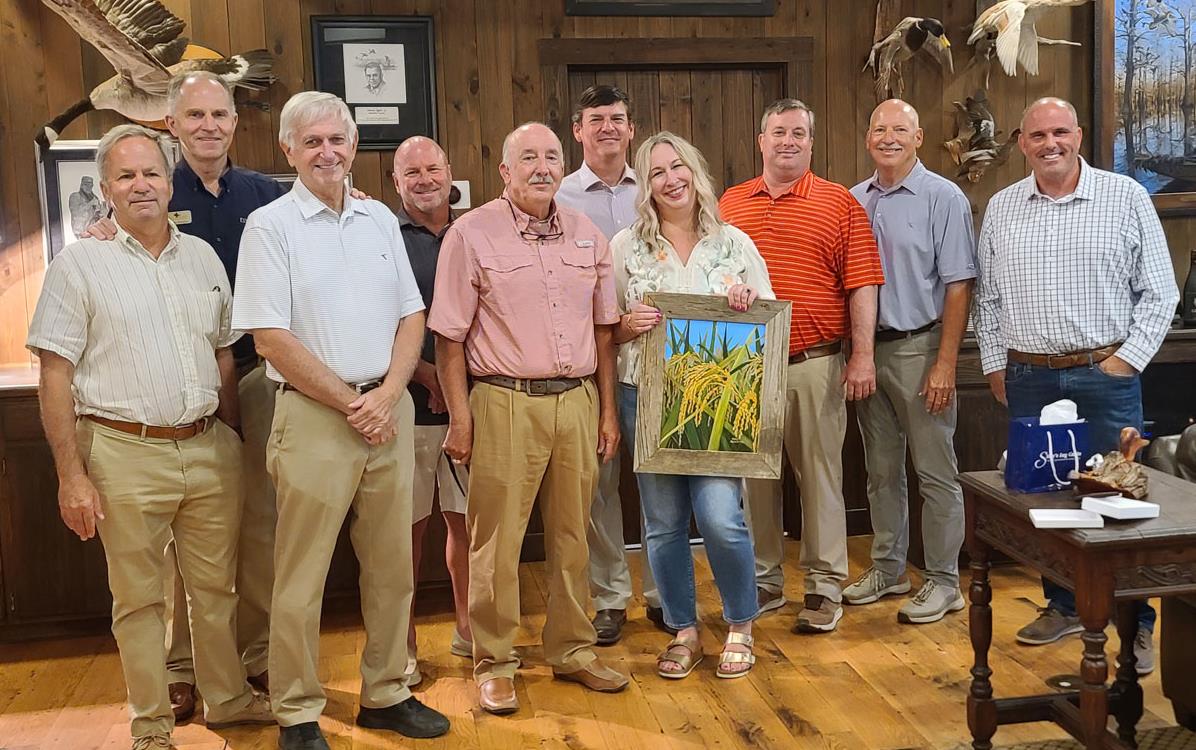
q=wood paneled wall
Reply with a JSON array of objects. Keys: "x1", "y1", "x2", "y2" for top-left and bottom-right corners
[{"x1": 3, "y1": 0, "x2": 1184, "y2": 367}]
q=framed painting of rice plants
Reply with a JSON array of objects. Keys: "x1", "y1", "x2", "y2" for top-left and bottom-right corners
[{"x1": 635, "y1": 292, "x2": 791, "y2": 480}]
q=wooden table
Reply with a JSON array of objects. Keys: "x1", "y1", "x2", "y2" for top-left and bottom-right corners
[{"x1": 961, "y1": 469, "x2": 1196, "y2": 749}]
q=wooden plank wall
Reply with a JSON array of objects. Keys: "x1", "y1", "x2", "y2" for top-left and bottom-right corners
[{"x1": 3, "y1": 0, "x2": 1182, "y2": 368}]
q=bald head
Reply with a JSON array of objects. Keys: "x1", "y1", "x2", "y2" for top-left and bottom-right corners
[
  {"x1": 869, "y1": 99, "x2": 920, "y2": 131},
  {"x1": 392, "y1": 136, "x2": 452, "y2": 218},
  {"x1": 1020, "y1": 97, "x2": 1078, "y2": 132},
  {"x1": 499, "y1": 122, "x2": 564, "y2": 218},
  {"x1": 865, "y1": 98, "x2": 923, "y2": 182}
]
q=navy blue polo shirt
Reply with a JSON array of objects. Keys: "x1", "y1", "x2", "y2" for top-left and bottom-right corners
[{"x1": 170, "y1": 159, "x2": 286, "y2": 364}]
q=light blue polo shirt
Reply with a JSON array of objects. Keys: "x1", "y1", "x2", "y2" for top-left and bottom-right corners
[{"x1": 850, "y1": 160, "x2": 977, "y2": 332}]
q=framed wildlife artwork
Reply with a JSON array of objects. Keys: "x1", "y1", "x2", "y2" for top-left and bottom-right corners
[
  {"x1": 37, "y1": 140, "x2": 101, "y2": 263},
  {"x1": 310, "y1": 16, "x2": 437, "y2": 150},
  {"x1": 1095, "y1": 0, "x2": 1196, "y2": 215},
  {"x1": 634, "y1": 292, "x2": 791, "y2": 480}
]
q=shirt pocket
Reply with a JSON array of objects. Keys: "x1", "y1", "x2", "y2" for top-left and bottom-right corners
[
  {"x1": 560, "y1": 249, "x2": 599, "y2": 315},
  {"x1": 477, "y1": 253, "x2": 537, "y2": 315},
  {"x1": 186, "y1": 290, "x2": 223, "y2": 344}
]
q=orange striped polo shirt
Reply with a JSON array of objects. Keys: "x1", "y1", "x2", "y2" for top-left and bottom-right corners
[{"x1": 719, "y1": 170, "x2": 885, "y2": 355}]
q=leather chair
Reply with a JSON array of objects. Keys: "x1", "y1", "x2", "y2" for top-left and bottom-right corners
[{"x1": 1151, "y1": 424, "x2": 1196, "y2": 730}]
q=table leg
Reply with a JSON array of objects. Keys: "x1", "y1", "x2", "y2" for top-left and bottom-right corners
[
  {"x1": 1078, "y1": 592, "x2": 1110, "y2": 748},
  {"x1": 1112, "y1": 601, "x2": 1143, "y2": 748},
  {"x1": 967, "y1": 545, "x2": 996, "y2": 750}
]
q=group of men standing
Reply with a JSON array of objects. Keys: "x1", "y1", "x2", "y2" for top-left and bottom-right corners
[{"x1": 26, "y1": 65, "x2": 1178, "y2": 750}]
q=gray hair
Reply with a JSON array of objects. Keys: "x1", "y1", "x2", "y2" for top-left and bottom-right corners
[
  {"x1": 278, "y1": 91, "x2": 357, "y2": 149},
  {"x1": 1020, "y1": 97, "x2": 1079, "y2": 131},
  {"x1": 759, "y1": 98, "x2": 816, "y2": 137},
  {"x1": 500, "y1": 121, "x2": 560, "y2": 168},
  {"x1": 166, "y1": 70, "x2": 236, "y2": 115},
  {"x1": 96, "y1": 124, "x2": 174, "y2": 181}
]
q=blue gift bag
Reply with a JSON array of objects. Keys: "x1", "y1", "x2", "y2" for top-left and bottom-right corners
[{"x1": 1005, "y1": 417, "x2": 1090, "y2": 493}]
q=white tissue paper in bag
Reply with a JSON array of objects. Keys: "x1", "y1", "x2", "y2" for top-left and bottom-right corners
[{"x1": 1039, "y1": 399, "x2": 1083, "y2": 425}]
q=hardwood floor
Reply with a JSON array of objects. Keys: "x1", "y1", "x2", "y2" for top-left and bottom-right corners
[{"x1": 0, "y1": 536, "x2": 1180, "y2": 750}]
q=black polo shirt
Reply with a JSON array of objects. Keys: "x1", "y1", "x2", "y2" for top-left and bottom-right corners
[
  {"x1": 399, "y1": 208, "x2": 454, "y2": 426},
  {"x1": 170, "y1": 158, "x2": 286, "y2": 365}
]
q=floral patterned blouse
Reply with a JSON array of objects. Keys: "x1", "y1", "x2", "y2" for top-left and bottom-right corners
[{"x1": 611, "y1": 222, "x2": 775, "y2": 386}]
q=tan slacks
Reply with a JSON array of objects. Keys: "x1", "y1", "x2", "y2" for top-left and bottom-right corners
[
  {"x1": 744, "y1": 353, "x2": 849, "y2": 601},
  {"x1": 586, "y1": 452, "x2": 660, "y2": 610},
  {"x1": 267, "y1": 388, "x2": 416, "y2": 726},
  {"x1": 467, "y1": 380, "x2": 599, "y2": 684},
  {"x1": 80, "y1": 418, "x2": 254, "y2": 740},
  {"x1": 166, "y1": 365, "x2": 276, "y2": 683}
]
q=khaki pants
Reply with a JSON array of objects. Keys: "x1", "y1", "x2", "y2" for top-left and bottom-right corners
[
  {"x1": 744, "y1": 354, "x2": 849, "y2": 601},
  {"x1": 856, "y1": 331, "x2": 964, "y2": 587},
  {"x1": 80, "y1": 418, "x2": 253, "y2": 740},
  {"x1": 467, "y1": 380, "x2": 599, "y2": 683},
  {"x1": 267, "y1": 389, "x2": 416, "y2": 726},
  {"x1": 586, "y1": 452, "x2": 660, "y2": 610},
  {"x1": 166, "y1": 365, "x2": 276, "y2": 683}
]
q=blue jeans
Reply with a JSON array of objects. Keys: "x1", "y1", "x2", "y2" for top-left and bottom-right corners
[
  {"x1": 618, "y1": 384, "x2": 760, "y2": 630},
  {"x1": 1005, "y1": 360, "x2": 1155, "y2": 632}
]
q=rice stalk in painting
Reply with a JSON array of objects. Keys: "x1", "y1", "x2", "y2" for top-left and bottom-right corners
[{"x1": 659, "y1": 319, "x2": 764, "y2": 452}]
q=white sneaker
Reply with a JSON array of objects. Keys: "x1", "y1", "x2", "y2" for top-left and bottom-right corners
[
  {"x1": 1134, "y1": 628, "x2": 1154, "y2": 676},
  {"x1": 206, "y1": 692, "x2": 275, "y2": 729},
  {"x1": 131, "y1": 735, "x2": 173, "y2": 750},
  {"x1": 843, "y1": 567, "x2": 911, "y2": 605},
  {"x1": 897, "y1": 580, "x2": 965, "y2": 624}
]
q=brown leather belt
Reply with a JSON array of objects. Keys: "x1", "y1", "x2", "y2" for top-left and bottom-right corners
[
  {"x1": 788, "y1": 340, "x2": 842, "y2": 364},
  {"x1": 1007, "y1": 344, "x2": 1121, "y2": 370},
  {"x1": 476, "y1": 375, "x2": 585, "y2": 395},
  {"x1": 86, "y1": 415, "x2": 214, "y2": 441},
  {"x1": 875, "y1": 320, "x2": 940, "y2": 342},
  {"x1": 280, "y1": 378, "x2": 383, "y2": 395}
]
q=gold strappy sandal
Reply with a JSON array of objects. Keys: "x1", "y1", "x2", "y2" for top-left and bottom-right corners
[
  {"x1": 656, "y1": 638, "x2": 704, "y2": 679},
  {"x1": 716, "y1": 631, "x2": 755, "y2": 679}
]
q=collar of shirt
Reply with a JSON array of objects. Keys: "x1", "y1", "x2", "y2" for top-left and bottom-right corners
[
  {"x1": 174, "y1": 156, "x2": 233, "y2": 196},
  {"x1": 501, "y1": 190, "x2": 563, "y2": 237},
  {"x1": 1023, "y1": 156, "x2": 1096, "y2": 205},
  {"x1": 291, "y1": 175, "x2": 368, "y2": 220},
  {"x1": 395, "y1": 206, "x2": 456, "y2": 238},
  {"x1": 113, "y1": 219, "x2": 183, "y2": 259},
  {"x1": 576, "y1": 161, "x2": 637, "y2": 192},
  {"x1": 747, "y1": 168, "x2": 815, "y2": 199},
  {"x1": 865, "y1": 159, "x2": 927, "y2": 196}
]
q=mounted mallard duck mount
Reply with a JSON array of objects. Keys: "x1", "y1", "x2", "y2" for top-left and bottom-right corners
[{"x1": 35, "y1": 0, "x2": 276, "y2": 148}]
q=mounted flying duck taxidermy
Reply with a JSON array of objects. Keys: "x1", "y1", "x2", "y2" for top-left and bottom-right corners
[
  {"x1": 36, "y1": 0, "x2": 275, "y2": 147},
  {"x1": 966, "y1": 0, "x2": 1091, "y2": 85},
  {"x1": 864, "y1": 16, "x2": 954, "y2": 99},
  {"x1": 943, "y1": 91, "x2": 1020, "y2": 183}
]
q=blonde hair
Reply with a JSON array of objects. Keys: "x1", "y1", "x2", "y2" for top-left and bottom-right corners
[{"x1": 632, "y1": 131, "x2": 722, "y2": 257}]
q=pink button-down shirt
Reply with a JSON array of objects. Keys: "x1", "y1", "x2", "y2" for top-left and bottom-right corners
[{"x1": 428, "y1": 194, "x2": 619, "y2": 379}]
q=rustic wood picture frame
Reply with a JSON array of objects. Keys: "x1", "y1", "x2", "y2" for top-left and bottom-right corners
[{"x1": 635, "y1": 292, "x2": 791, "y2": 480}]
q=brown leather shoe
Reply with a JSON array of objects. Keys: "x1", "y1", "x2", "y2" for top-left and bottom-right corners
[
  {"x1": 168, "y1": 681, "x2": 195, "y2": 723},
  {"x1": 478, "y1": 677, "x2": 518, "y2": 715},
  {"x1": 247, "y1": 670, "x2": 269, "y2": 694},
  {"x1": 553, "y1": 660, "x2": 629, "y2": 693}
]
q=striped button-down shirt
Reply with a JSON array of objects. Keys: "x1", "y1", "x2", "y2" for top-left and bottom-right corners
[
  {"x1": 26, "y1": 223, "x2": 238, "y2": 425},
  {"x1": 555, "y1": 162, "x2": 638, "y2": 240},
  {"x1": 232, "y1": 178, "x2": 426, "y2": 385},
  {"x1": 974, "y1": 159, "x2": 1179, "y2": 374}
]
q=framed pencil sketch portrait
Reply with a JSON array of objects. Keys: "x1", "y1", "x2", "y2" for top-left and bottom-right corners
[
  {"x1": 37, "y1": 140, "x2": 102, "y2": 263},
  {"x1": 310, "y1": 16, "x2": 437, "y2": 150},
  {"x1": 1094, "y1": 0, "x2": 1196, "y2": 215},
  {"x1": 634, "y1": 292, "x2": 791, "y2": 480}
]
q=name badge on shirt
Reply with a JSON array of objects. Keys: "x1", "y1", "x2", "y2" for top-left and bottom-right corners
[
  {"x1": 169, "y1": 210, "x2": 193, "y2": 225},
  {"x1": 575, "y1": 239, "x2": 594, "y2": 248}
]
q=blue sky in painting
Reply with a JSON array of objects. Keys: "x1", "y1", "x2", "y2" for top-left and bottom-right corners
[{"x1": 665, "y1": 319, "x2": 764, "y2": 358}]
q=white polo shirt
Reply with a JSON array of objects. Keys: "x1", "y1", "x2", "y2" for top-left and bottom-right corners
[
  {"x1": 232, "y1": 177, "x2": 425, "y2": 384},
  {"x1": 26, "y1": 223, "x2": 238, "y2": 426}
]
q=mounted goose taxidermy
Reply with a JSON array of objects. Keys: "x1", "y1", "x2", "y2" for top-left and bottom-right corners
[
  {"x1": 36, "y1": 0, "x2": 275, "y2": 148},
  {"x1": 966, "y1": 0, "x2": 1090, "y2": 85}
]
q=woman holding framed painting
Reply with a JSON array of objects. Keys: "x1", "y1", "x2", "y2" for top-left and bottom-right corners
[{"x1": 611, "y1": 131, "x2": 775, "y2": 680}]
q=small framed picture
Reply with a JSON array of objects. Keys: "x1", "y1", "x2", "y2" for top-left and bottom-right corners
[
  {"x1": 37, "y1": 140, "x2": 102, "y2": 263},
  {"x1": 311, "y1": 16, "x2": 437, "y2": 150},
  {"x1": 634, "y1": 292, "x2": 791, "y2": 480}
]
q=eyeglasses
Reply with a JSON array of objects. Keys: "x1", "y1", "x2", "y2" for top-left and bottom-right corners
[{"x1": 506, "y1": 198, "x2": 563, "y2": 243}]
